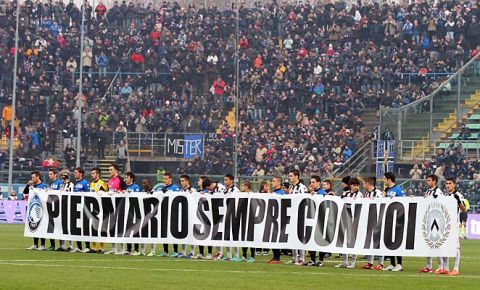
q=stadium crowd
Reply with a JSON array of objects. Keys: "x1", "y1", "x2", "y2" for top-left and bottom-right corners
[
  {"x1": 410, "y1": 141, "x2": 480, "y2": 181},
  {"x1": 0, "y1": 0, "x2": 479, "y2": 179},
  {"x1": 408, "y1": 141, "x2": 480, "y2": 200}
]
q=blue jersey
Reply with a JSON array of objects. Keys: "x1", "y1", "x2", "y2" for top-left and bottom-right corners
[
  {"x1": 386, "y1": 185, "x2": 405, "y2": 197},
  {"x1": 313, "y1": 188, "x2": 327, "y2": 196},
  {"x1": 127, "y1": 183, "x2": 140, "y2": 192},
  {"x1": 273, "y1": 188, "x2": 286, "y2": 195},
  {"x1": 34, "y1": 182, "x2": 48, "y2": 189},
  {"x1": 74, "y1": 179, "x2": 90, "y2": 192},
  {"x1": 50, "y1": 179, "x2": 63, "y2": 190},
  {"x1": 162, "y1": 183, "x2": 180, "y2": 193}
]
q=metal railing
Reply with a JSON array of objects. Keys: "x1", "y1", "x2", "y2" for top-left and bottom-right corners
[
  {"x1": 4, "y1": 171, "x2": 480, "y2": 212},
  {"x1": 112, "y1": 132, "x2": 205, "y2": 159},
  {"x1": 380, "y1": 52, "x2": 480, "y2": 143},
  {"x1": 396, "y1": 72, "x2": 455, "y2": 85},
  {"x1": 396, "y1": 139, "x2": 480, "y2": 162},
  {"x1": 331, "y1": 139, "x2": 373, "y2": 179},
  {"x1": 100, "y1": 24, "x2": 144, "y2": 102}
]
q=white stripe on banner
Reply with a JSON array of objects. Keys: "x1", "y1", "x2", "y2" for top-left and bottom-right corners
[{"x1": 24, "y1": 190, "x2": 458, "y2": 257}]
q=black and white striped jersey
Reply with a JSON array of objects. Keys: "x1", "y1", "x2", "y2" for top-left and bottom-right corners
[
  {"x1": 61, "y1": 182, "x2": 74, "y2": 192},
  {"x1": 289, "y1": 182, "x2": 308, "y2": 194},
  {"x1": 446, "y1": 190, "x2": 466, "y2": 213},
  {"x1": 365, "y1": 188, "x2": 384, "y2": 199},
  {"x1": 212, "y1": 183, "x2": 227, "y2": 194},
  {"x1": 180, "y1": 187, "x2": 197, "y2": 193},
  {"x1": 223, "y1": 186, "x2": 239, "y2": 194},
  {"x1": 341, "y1": 187, "x2": 350, "y2": 198},
  {"x1": 424, "y1": 187, "x2": 443, "y2": 198},
  {"x1": 346, "y1": 190, "x2": 363, "y2": 198}
]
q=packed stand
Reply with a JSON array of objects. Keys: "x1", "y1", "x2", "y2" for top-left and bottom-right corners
[
  {"x1": 408, "y1": 141, "x2": 480, "y2": 203},
  {"x1": 0, "y1": 0, "x2": 478, "y2": 176}
]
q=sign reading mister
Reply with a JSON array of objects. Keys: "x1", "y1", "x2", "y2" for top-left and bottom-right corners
[{"x1": 24, "y1": 190, "x2": 458, "y2": 257}]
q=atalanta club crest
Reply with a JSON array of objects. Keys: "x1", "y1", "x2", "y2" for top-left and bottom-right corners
[
  {"x1": 27, "y1": 194, "x2": 43, "y2": 232},
  {"x1": 422, "y1": 202, "x2": 451, "y2": 249}
]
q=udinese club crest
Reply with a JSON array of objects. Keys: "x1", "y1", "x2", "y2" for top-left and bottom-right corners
[
  {"x1": 421, "y1": 202, "x2": 451, "y2": 249},
  {"x1": 27, "y1": 194, "x2": 44, "y2": 232}
]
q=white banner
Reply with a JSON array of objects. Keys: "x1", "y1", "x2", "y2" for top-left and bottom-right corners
[{"x1": 24, "y1": 189, "x2": 459, "y2": 257}]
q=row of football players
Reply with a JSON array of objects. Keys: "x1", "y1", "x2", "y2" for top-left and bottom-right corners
[{"x1": 24, "y1": 167, "x2": 466, "y2": 275}]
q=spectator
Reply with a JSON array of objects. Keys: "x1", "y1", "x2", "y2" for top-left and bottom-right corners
[
  {"x1": 116, "y1": 140, "x2": 127, "y2": 169},
  {"x1": 95, "y1": 1, "x2": 107, "y2": 19},
  {"x1": 97, "y1": 126, "x2": 106, "y2": 159},
  {"x1": 0, "y1": 0, "x2": 477, "y2": 179},
  {"x1": 409, "y1": 164, "x2": 422, "y2": 180},
  {"x1": 2, "y1": 103, "x2": 12, "y2": 125},
  {"x1": 96, "y1": 51, "x2": 109, "y2": 77},
  {"x1": 82, "y1": 47, "x2": 93, "y2": 73}
]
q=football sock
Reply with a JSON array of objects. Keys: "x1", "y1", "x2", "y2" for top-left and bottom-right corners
[{"x1": 454, "y1": 248, "x2": 461, "y2": 271}]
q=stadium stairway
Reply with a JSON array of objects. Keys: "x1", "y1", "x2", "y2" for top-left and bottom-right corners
[
  {"x1": 407, "y1": 85, "x2": 480, "y2": 160},
  {"x1": 0, "y1": 120, "x2": 23, "y2": 151},
  {"x1": 0, "y1": 135, "x2": 20, "y2": 151},
  {"x1": 361, "y1": 109, "x2": 379, "y2": 137},
  {"x1": 96, "y1": 156, "x2": 117, "y2": 180},
  {"x1": 216, "y1": 108, "x2": 236, "y2": 134}
]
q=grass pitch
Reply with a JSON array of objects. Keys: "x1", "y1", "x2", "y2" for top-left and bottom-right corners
[{"x1": 0, "y1": 224, "x2": 479, "y2": 289}]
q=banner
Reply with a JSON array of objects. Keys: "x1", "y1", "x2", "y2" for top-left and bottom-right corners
[
  {"x1": 0, "y1": 200, "x2": 26, "y2": 224},
  {"x1": 165, "y1": 133, "x2": 203, "y2": 159},
  {"x1": 24, "y1": 190, "x2": 459, "y2": 257},
  {"x1": 467, "y1": 214, "x2": 480, "y2": 239}
]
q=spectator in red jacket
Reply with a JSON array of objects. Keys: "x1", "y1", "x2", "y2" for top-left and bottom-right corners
[
  {"x1": 95, "y1": 2, "x2": 107, "y2": 18},
  {"x1": 149, "y1": 29, "x2": 161, "y2": 46},
  {"x1": 212, "y1": 77, "x2": 226, "y2": 97},
  {"x1": 130, "y1": 50, "x2": 144, "y2": 71},
  {"x1": 239, "y1": 36, "x2": 249, "y2": 48},
  {"x1": 326, "y1": 44, "x2": 335, "y2": 57},
  {"x1": 297, "y1": 47, "x2": 308, "y2": 58}
]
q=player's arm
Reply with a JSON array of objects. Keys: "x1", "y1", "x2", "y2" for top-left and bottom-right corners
[
  {"x1": 23, "y1": 183, "x2": 31, "y2": 198},
  {"x1": 102, "y1": 183, "x2": 108, "y2": 192},
  {"x1": 454, "y1": 193, "x2": 467, "y2": 213}
]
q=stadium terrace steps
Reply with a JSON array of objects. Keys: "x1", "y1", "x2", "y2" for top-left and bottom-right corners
[
  {"x1": 361, "y1": 109, "x2": 379, "y2": 136},
  {"x1": 407, "y1": 90, "x2": 480, "y2": 161},
  {"x1": 96, "y1": 156, "x2": 117, "y2": 180},
  {"x1": 397, "y1": 73, "x2": 480, "y2": 162},
  {"x1": 1, "y1": 120, "x2": 23, "y2": 150},
  {"x1": 216, "y1": 107, "x2": 236, "y2": 134},
  {"x1": 0, "y1": 136, "x2": 20, "y2": 151}
]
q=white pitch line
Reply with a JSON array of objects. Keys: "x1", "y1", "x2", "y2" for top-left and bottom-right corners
[
  {"x1": 0, "y1": 261, "x2": 479, "y2": 279},
  {"x1": 2, "y1": 256, "x2": 480, "y2": 264}
]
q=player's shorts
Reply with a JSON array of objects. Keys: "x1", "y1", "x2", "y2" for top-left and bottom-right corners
[{"x1": 460, "y1": 212, "x2": 468, "y2": 223}]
